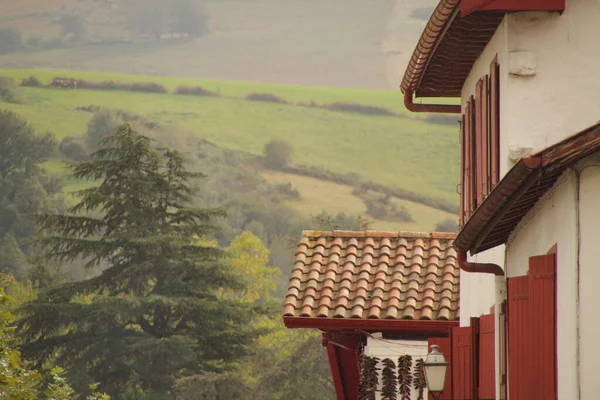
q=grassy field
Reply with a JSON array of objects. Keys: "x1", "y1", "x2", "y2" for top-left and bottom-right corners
[
  {"x1": 262, "y1": 171, "x2": 457, "y2": 232},
  {"x1": 1, "y1": 68, "x2": 460, "y2": 230}
]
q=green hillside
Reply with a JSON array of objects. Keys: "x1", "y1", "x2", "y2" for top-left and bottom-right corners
[{"x1": 0, "y1": 69, "x2": 460, "y2": 231}]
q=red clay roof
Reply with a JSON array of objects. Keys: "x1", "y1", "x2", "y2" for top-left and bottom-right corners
[
  {"x1": 455, "y1": 122, "x2": 600, "y2": 254},
  {"x1": 283, "y1": 230, "x2": 460, "y2": 322}
]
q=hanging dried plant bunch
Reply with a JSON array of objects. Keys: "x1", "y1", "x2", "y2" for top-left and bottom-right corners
[
  {"x1": 359, "y1": 355, "x2": 380, "y2": 400},
  {"x1": 413, "y1": 358, "x2": 426, "y2": 400},
  {"x1": 397, "y1": 355, "x2": 413, "y2": 400},
  {"x1": 380, "y1": 358, "x2": 398, "y2": 400}
]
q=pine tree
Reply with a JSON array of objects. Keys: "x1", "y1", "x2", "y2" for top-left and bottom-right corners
[{"x1": 17, "y1": 125, "x2": 265, "y2": 398}]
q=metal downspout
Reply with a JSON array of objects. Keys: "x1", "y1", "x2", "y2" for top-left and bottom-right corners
[{"x1": 403, "y1": 90, "x2": 461, "y2": 114}]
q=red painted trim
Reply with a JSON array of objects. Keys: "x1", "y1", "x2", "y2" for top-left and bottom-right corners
[
  {"x1": 325, "y1": 339, "x2": 346, "y2": 400},
  {"x1": 461, "y1": 0, "x2": 565, "y2": 16},
  {"x1": 283, "y1": 317, "x2": 458, "y2": 334}
]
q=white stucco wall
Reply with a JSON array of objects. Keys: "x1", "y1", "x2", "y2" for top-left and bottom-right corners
[
  {"x1": 502, "y1": 1, "x2": 600, "y2": 155},
  {"x1": 575, "y1": 155, "x2": 600, "y2": 400},
  {"x1": 505, "y1": 154, "x2": 600, "y2": 400},
  {"x1": 456, "y1": 2, "x2": 600, "y2": 398},
  {"x1": 505, "y1": 172, "x2": 577, "y2": 400}
]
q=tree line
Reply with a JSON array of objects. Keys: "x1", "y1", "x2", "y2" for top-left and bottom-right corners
[{"x1": 0, "y1": 109, "x2": 353, "y2": 399}]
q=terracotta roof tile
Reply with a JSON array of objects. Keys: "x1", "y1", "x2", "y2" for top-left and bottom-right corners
[{"x1": 283, "y1": 231, "x2": 460, "y2": 322}]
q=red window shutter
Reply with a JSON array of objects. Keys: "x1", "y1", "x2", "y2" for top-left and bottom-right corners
[
  {"x1": 451, "y1": 321, "x2": 478, "y2": 399},
  {"x1": 428, "y1": 337, "x2": 453, "y2": 399},
  {"x1": 528, "y1": 254, "x2": 557, "y2": 400},
  {"x1": 474, "y1": 79, "x2": 484, "y2": 207},
  {"x1": 489, "y1": 58, "x2": 500, "y2": 188},
  {"x1": 460, "y1": 114, "x2": 467, "y2": 226},
  {"x1": 478, "y1": 312, "x2": 495, "y2": 399},
  {"x1": 508, "y1": 275, "x2": 531, "y2": 400},
  {"x1": 465, "y1": 97, "x2": 477, "y2": 216}
]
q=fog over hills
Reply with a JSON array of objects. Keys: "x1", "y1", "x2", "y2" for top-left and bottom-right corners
[{"x1": 0, "y1": 0, "x2": 437, "y2": 89}]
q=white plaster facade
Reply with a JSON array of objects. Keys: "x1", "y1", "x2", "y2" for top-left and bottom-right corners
[{"x1": 456, "y1": 1, "x2": 600, "y2": 398}]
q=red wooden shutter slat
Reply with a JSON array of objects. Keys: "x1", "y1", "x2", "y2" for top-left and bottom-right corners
[
  {"x1": 481, "y1": 75, "x2": 490, "y2": 197},
  {"x1": 529, "y1": 254, "x2": 557, "y2": 400},
  {"x1": 468, "y1": 97, "x2": 477, "y2": 215},
  {"x1": 460, "y1": 114, "x2": 467, "y2": 226},
  {"x1": 478, "y1": 312, "x2": 495, "y2": 399},
  {"x1": 428, "y1": 337, "x2": 453, "y2": 399},
  {"x1": 465, "y1": 100, "x2": 473, "y2": 217},
  {"x1": 452, "y1": 324, "x2": 477, "y2": 399},
  {"x1": 490, "y1": 58, "x2": 500, "y2": 188},
  {"x1": 475, "y1": 79, "x2": 484, "y2": 206},
  {"x1": 508, "y1": 275, "x2": 531, "y2": 400}
]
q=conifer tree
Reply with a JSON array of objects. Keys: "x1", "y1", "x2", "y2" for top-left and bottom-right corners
[{"x1": 18, "y1": 125, "x2": 265, "y2": 398}]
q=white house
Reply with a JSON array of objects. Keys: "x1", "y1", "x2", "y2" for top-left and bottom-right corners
[{"x1": 401, "y1": 0, "x2": 600, "y2": 399}]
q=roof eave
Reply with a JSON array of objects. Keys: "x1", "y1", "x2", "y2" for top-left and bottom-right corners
[
  {"x1": 283, "y1": 316, "x2": 458, "y2": 335},
  {"x1": 401, "y1": 0, "x2": 460, "y2": 96},
  {"x1": 455, "y1": 122, "x2": 600, "y2": 255}
]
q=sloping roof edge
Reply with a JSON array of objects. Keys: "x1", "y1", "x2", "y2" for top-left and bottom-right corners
[
  {"x1": 455, "y1": 122, "x2": 600, "y2": 254},
  {"x1": 400, "y1": 0, "x2": 460, "y2": 95}
]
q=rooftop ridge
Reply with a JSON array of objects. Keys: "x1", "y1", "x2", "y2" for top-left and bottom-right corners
[{"x1": 301, "y1": 230, "x2": 457, "y2": 240}]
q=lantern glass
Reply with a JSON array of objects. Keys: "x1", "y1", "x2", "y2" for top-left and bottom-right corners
[{"x1": 423, "y1": 345, "x2": 448, "y2": 393}]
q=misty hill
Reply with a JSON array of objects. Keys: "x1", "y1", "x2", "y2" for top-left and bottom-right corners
[{"x1": 0, "y1": 0, "x2": 437, "y2": 90}]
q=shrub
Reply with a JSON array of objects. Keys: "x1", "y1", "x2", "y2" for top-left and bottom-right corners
[
  {"x1": 59, "y1": 136, "x2": 88, "y2": 161},
  {"x1": 273, "y1": 182, "x2": 301, "y2": 201},
  {"x1": 323, "y1": 102, "x2": 397, "y2": 117},
  {"x1": 175, "y1": 85, "x2": 220, "y2": 97},
  {"x1": 85, "y1": 109, "x2": 120, "y2": 150},
  {"x1": 21, "y1": 76, "x2": 42, "y2": 87},
  {"x1": 434, "y1": 218, "x2": 459, "y2": 233},
  {"x1": 363, "y1": 194, "x2": 414, "y2": 222},
  {"x1": 0, "y1": 76, "x2": 25, "y2": 104},
  {"x1": 263, "y1": 140, "x2": 293, "y2": 169},
  {"x1": 57, "y1": 15, "x2": 86, "y2": 38},
  {"x1": 0, "y1": 29, "x2": 22, "y2": 54},
  {"x1": 246, "y1": 92, "x2": 288, "y2": 104},
  {"x1": 25, "y1": 35, "x2": 43, "y2": 48},
  {"x1": 130, "y1": 82, "x2": 168, "y2": 93}
]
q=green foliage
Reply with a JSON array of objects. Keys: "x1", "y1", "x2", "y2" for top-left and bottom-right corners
[
  {"x1": 0, "y1": 110, "x2": 59, "y2": 252},
  {"x1": 1, "y1": 273, "x2": 109, "y2": 400},
  {"x1": 84, "y1": 109, "x2": 119, "y2": 151},
  {"x1": 0, "y1": 274, "x2": 41, "y2": 399},
  {"x1": 19, "y1": 125, "x2": 267, "y2": 398},
  {"x1": 0, "y1": 77, "x2": 25, "y2": 104},
  {"x1": 312, "y1": 211, "x2": 372, "y2": 231},
  {"x1": 263, "y1": 140, "x2": 293, "y2": 170},
  {"x1": 56, "y1": 15, "x2": 86, "y2": 39},
  {"x1": 21, "y1": 76, "x2": 42, "y2": 88},
  {"x1": 0, "y1": 234, "x2": 29, "y2": 281},
  {"x1": 0, "y1": 29, "x2": 22, "y2": 54},
  {"x1": 223, "y1": 231, "x2": 280, "y2": 302},
  {"x1": 59, "y1": 137, "x2": 87, "y2": 161},
  {"x1": 126, "y1": 0, "x2": 209, "y2": 39},
  {"x1": 170, "y1": 0, "x2": 210, "y2": 37}
]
